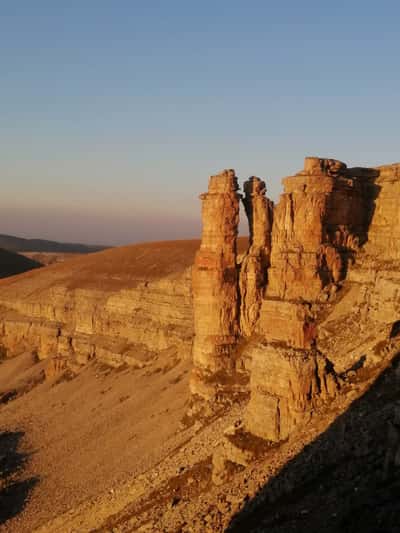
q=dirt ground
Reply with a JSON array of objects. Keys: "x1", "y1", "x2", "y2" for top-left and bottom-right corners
[{"x1": 0, "y1": 350, "x2": 192, "y2": 532}]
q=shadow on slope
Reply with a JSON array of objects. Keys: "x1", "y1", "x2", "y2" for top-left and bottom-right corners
[
  {"x1": 0, "y1": 248, "x2": 42, "y2": 279},
  {"x1": 0, "y1": 431, "x2": 38, "y2": 525},
  {"x1": 228, "y1": 354, "x2": 400, "y2": 533}
]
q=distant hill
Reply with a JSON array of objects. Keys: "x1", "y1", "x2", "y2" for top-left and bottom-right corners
[
  {"x1": 0, "y1": 248, "x2": 42, "y2": 279},
  {"x1": 0, "y1": 234, "x2": 108, "y2": 254},
  {"x1": 0, "y1": 237, "x2": 248, "y2": 290}
]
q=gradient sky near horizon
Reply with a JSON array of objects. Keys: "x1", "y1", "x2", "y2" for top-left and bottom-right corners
[{"x1": 1, "y1": 1, "x2": 399, "y2": 245}]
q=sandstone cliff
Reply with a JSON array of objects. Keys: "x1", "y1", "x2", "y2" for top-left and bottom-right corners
[
  {"x1": 190, "y1": 170, "x2": 243, "y2": 400},
  {"x1": 0, "y1": 241, "x2": 197, "y2": 375},
  {"x1": 189, "y1": 158, "x2": 400, "y2": 490}
]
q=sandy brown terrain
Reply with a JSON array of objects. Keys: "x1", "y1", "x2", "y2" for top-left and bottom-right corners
[
  {"x1": 0, "y1": 238, "x2": 251, "y2": 532},
  {"x1": 21, "y1": 252, "x2": 82, "y2": 266},
  {"x1": 0, "y1": 239, "x2": 201, "y2": 291},
  {"x1": 0, "y1": 349, "x2": 192, "y2": 532}
]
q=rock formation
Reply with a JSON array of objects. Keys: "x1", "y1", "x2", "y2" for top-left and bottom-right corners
[
  {"x1": 245, "y1": 157, "x2": 376, "y2": 440},
  {"x1": 190, "y1": 170, "x2": 242, "y2": 400},
  {"x1": 1, "y1": 157, "x2": 400, "y2": 532},
  {"x1": 190, "y1": 157, "x2": 389, "y2": 447},
  {"x1": 239, "y1": 177, "x2": 273, "y2": 336}
]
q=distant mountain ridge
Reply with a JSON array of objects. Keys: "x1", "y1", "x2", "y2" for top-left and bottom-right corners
[{"x1": 0, "y1": 233, "x2": 108, "y2": 254}]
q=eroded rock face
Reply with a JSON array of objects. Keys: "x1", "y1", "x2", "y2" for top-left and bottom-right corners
[
  {"x1": 244, "y1": 157, "x2": 379, "y2": 440},
  {"x1": 190, "y1": 172, "x2": 276, "y2": 401},
  {"x1": 245, "y1": 343, "x2": 338, "y2": 441},
  {"x1": 189, "y1": 157, "x2": 386, "y2": 445},
  {"x1": 264, "y1": 157, "x2": 371, "y2": 304},
  {"x1": 0, "y1": 242, "x2": 196, "y2": 375},
  {"x1": 318, "y1": 163, "x2": 400, "y2": 374},
  {"x1": 190, "y1": 170, "x2": 242, "y2": 400},
  {"x1": 239, "y1": 177, "x2": 273, "y2": 337}
]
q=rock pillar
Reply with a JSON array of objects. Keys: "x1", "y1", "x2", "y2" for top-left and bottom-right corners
[
  {"x1": 239, "y1": 177, "x2": 274, "y2": 336},
  {"x1": 190, "y1": 170, "x2": 241, "y2": 400}
]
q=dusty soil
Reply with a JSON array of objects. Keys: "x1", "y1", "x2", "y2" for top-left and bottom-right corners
[{"x1": 0, "y1": 350, "x2": 192, "y2": 532}]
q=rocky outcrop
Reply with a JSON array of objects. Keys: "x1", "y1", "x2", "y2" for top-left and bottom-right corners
[
  {"x1": 190, "y1": 170, "x2": 242, "y2": 400},
  {"x1": 207, "y1": 157, "x2": 400, "y2": 489},
  {"x1": 189, "y1": 171, "x2": 276, "y2": 402},
  {"x1": 318, "y1": 162, "x2": 400, "y2": 374},
  {"x1": 245, "y1": 157, "x2": 379, "y2": 441},
  {"x1": 190, "y1": 157, "x2": 395, "y2": 450},
  {"x1": 239, "y1": 177, "x2": 273, "y2": 337},
  {"x1": 263, "y1": 156, "x2": 374, "y2": 305}
]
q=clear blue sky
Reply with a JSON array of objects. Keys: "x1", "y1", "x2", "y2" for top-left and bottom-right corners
[{"x1": 1, "y1": 1, "x2": 399, "y2": 245}]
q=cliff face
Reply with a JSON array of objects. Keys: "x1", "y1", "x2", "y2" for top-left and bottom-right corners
[
  {"x1": 1, "y1": 158, "x2": 399, "y2": 449},
  {"x1": 191, "y1": 157, "x2": 400, "y2": 449},
  {"x1": 245, "y1": 157, "x2": 378, "y2": 441},
  {"x1": 318, "y1": 163, "x2": 400, "y2": 373},
  {"x1": 0, "y1": 241, "x2": 197, "y2": 374}
]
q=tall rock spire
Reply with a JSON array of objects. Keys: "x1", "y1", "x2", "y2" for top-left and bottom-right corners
[
  {"x1": 239, "y1": 177, "x2": 274, "y2": 336},
  {"x1": 190, "y1": 169, "x2": 242, "y2": 400}
]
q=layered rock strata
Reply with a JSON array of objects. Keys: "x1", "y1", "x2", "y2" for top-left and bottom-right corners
[
  {"x1": 190, "y1": 170, "x2": 242, "y2": 400},
  {"x1": 191, "y1": 157, "x2": 387, "y2": 447},
  {"x1": 0, "y1": 242, "x2": 196, "y2": 375},
  {"x1": 318, "y1": 162, "x2": 400, "y2": 373},
  {"x1": 239, "y1": 177, "x2": 273, "y2": 336},
  {"x1": 245, "y1": 157, "x2": 378, "y2": 441}
]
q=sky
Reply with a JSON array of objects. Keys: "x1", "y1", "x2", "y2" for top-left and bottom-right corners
[{"x1": 1, "y1": 1, "x2": 399, "y2": 245}]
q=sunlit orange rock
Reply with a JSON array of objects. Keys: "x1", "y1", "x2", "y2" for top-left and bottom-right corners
[
  {"x1": 190, "y1": 170, "x2": 242, "y2": 399},
  {"x1": 239, "y1": 177, "x2": 273, "y2": 337}
]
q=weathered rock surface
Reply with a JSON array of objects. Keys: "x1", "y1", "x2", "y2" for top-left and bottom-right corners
[
  {"x1": 239, "y1": 177, "x2": 273, "y2": 337},
  {"x1": 317, "y1": 162, "x2": 400, "y2": 374},
  {"x1": 190, "y1": 170, "x2": 242, "y2": 400},
  {"x1": 241, "y1": 157, "x2": 384, "y2": 442},
  {"x1": 186, "y1": 158, "x2": 398, "y2": 453},
  {"x1": 0, "y1": 241, "x2": 198, "y2": 374}
]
